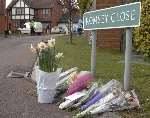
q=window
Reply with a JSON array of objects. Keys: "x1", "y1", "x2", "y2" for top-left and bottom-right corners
[
  {"x1": 25, "y1": 15, "x2": 29, "y2": 19},
  {"x1": 42, "y1": 9, "x2": 49, "y2": 15},
  {"x1": 12, "y1": 8, "x2": 16, "y2": 15},
  {"x1": 16, "y1": 8, "x2": 24, "y2": 15},
  {"x1": 45, "y1": 9, "x2": 49, "y2": 15},
  {"x1": 25, "y1": 8, "x2": 29, "y2": 14}
]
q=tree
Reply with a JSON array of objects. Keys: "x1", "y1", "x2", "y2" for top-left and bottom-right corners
[
  {"x1": 133, "y1": 0, "x2": 150, "y2": 57},
  {"x1": 57, "y1": 0, "x2": 78, "y2": 44},
  {"x1": 77, "y1": 0, "x2": 94, "y2": 15}
]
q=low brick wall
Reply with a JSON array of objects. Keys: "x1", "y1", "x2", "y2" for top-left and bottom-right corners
[{"x1": 96, "y1": 29, "x2": 122, "y2": 49}]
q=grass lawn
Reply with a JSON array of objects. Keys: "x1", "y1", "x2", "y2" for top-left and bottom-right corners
[{"x1": 56, "y1": 35, "x2": 150, "y2": 118}]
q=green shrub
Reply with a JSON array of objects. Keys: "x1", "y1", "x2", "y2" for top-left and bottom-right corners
[{"x1": 133, "y1": 0, "x2": 150, "y2": 57}]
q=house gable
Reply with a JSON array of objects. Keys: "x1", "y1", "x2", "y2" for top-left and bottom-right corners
[{"x1": 11, "y1": 0, "x2": 34, "y2": 20}]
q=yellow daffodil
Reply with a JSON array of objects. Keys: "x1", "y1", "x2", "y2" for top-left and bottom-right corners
[
  {"x1": 55, "y1": 53, "x2": 64, "y2": 59},
  {"x1": 38, "y1": 42, "x2": 47, "y2": 50},
  {"x1": 48, "y1": 40, "x2": 53, "y2": 48},
  {"x1": 51, "y1": 38, "x2": 56, "y2": 46},
  {"x1": 30, "y1": 44, "x2": 36, "y2": 52},
  {"x1": 30, "y1": 39, "x2": 63, "y2": 72},
  {"x1": 48, "y1": 38, "x2": 56, "y2": 48}
]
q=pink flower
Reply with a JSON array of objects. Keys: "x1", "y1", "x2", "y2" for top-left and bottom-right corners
[{"x1": 67, "y1": 71, "x2": 93, "y2": 95}]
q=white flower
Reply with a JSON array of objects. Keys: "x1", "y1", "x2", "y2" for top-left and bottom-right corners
[
  {"x1": 30, "y1": 44, "x2": 36, "y2": 52},
  {"x1": 48, "y1": 38, "x2": 56, "y2": 48},
  {"x1": 55, "y1": 53, "x2": 64, "y2": 59},
  {"x1": 48, "y1": 40, "x2": 53, "y2": 48},
  {"x1": 51, "y1": 38, "x2": 56, "y2": 45},
  {"x1": 38, "y1": 42, "x2": 47, "y2": 50}
]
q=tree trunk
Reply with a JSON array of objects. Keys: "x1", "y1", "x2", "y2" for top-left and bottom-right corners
[
  {"x1": 69, "y1": 16, "x2": 73, "y2": 43},
  {"x1": 68, "y1": 0, "x2": 73, "y2": 44}
]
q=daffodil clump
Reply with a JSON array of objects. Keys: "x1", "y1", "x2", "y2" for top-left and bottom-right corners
[{"x1": 31, "y1": 38, "x2": 63, "y2": 72}]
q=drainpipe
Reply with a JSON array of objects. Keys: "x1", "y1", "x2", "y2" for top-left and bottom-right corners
[{"x1": 4, "y1": 7, "x2": 8, "y2": 37}]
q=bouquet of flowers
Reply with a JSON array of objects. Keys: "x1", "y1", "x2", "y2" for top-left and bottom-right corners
[
  {"x1": 31, "y1": 38, "x2": 64, "y2": 103},
  {"x1": 31, "y1": 38, "x2": 63, "y2": 73}
]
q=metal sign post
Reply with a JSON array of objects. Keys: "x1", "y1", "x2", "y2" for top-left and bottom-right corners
[
  {"x1": 91, "y1": 0, "x2": 97, "y2": 76},
  {"x1": 124, "y1": 28, "x2": 132, "y2": 90},
  {"x1": 91, "y1": 30, "x2": 97, "y2": 76}
]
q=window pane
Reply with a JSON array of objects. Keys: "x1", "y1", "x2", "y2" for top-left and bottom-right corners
[
  {"x1": 21, "y1": 1, "x2": 24, "y2": 7},
  {"x1": 30, "y1": 9, "x2": 34, "y2": 15},
  {"x1": 16, "y1": 16, "x2": 20, "y2": 19},
  {"x1": 22, "y1": 8, "x2": 24, "y2": 14},
  {"x1": 16, "y1": 8, "x2": 24, "y2": 15},
  {"x1": 16, "y1": 8, "x2": 21, "y2": 14},
  {"x1": 43, "y1": 9, "x2": 45, "y2": 14},
  {"x1": 46, "y1": 9, "x2": 49, "y2": 14},
  {"x1": 30, "y1": 15, "x2": 34, "y2": 19},
  {"x1": 12, "y1": 16, "x2": 15, "y2": 19},
  {"x1": 20, "y1": 15, "x2": 24, "y2": 19},
  {"x1": 25, "y1": 8, "x2": 29, "y2": 14},
  {"x1": 12, "y1": 8, "x2": 16, "y2": 15},
  {"x1": 25, "y1": 15, "x2": 29, "y2": 19}
]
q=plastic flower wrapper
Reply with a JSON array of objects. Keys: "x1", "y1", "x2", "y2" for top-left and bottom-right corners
[
  {"x1": 67, "y1": 71, "x2": 94, "y2": 95},
  {"x1": 56, "y1": 67, "x2": 78, "y2": 85},
  {"x1": 99, "y1": 79, "x2": 122, "y2": 97},
  {"x1": 81, "y1": 90, "x2": 103, "y2": 110},
  {"x1": 75, "y1": 87, "x2": 121, "y2": 118},
  {"x1": 110, "y1": 92, "x2": 127, "y2": 108},
  {"x1": 78, "y1": 80, "x2": 122, "y2": 111},
  {"x1": 59, "y1": 90, "x2": 87, "y2": 109},
  {"x1": 90, "y1": 90, "x2": 140, "y2": 115},
  {"x1": 73, "y1": 82, "x2": 98, "y2": 108},
  {"x1": 66, "y1": 71, "x2": 78, "y2": 85},
  {"x1": 56, "y1": 68, "x2": 78, "y2": 93},
  {"x1": 90, "y1": 103, "x2": 110, "y2": 115},
  {"x1": 124, "y1": 90, "x2": 140, "y2": 108},
  {"x1": 90, "y1": 91, "x2": 126, "y2": 114}
]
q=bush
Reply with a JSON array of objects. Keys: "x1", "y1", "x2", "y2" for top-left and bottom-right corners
[{"x1": 133, "y1": 0, "x2": 150, "y2": 57}]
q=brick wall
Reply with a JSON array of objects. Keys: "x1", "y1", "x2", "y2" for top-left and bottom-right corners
[
  {"x1": 51, "y1": 1, "x2": 63, "y2": 27},
  {"x1": 96, "y1": 0, "x2": 123, "y2": 49},
  {"x1": 0, "y1": 15, "x2": 6, "y2": 33},
  {"x1": 0, "y1": 0, "x2": 6, "y2": 33}
]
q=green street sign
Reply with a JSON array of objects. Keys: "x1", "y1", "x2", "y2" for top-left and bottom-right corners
[{"x1": 83, "y1": 2, "x2": 141, "y2": 30}]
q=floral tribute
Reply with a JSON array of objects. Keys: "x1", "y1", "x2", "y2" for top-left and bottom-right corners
[
  {"x1": 31, "y1": 38, "x2": 63, "y2": 72},
  {"x1": 56, "y1": 69, "x2": 140, "y2": 118}
]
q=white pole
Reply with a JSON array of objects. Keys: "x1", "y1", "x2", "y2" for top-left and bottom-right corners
[
  {"x1": 91, "y1": 30, "x2": 97, "y2": 76},
  {"x1": 91, "y1": 0, "x2": 97, "y2": 76},
  {"x1": 124, "y1": 28, "x2": 132, "y2": 90}
]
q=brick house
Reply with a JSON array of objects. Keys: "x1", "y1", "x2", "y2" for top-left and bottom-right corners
[
  {"x1": 0, "y1": 0, "x2": 6, "y2": 33},
  {"x1": 6, "y1": 0, "x2": 63, "y2": 32}
]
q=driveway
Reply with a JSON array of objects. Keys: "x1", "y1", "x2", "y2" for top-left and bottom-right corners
[{"x1": 0, "y1": 35, "x2": 71, "y2": 118}]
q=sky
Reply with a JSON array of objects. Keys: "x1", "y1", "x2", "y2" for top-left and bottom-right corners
[{"x1": 6, "y1": 0, "x2": 12, "y2": 8}]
